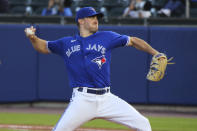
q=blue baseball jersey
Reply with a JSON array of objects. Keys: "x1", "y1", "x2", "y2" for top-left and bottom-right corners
[{"x1": 47, "y1": 31, "x2": 129, "y2": 88}]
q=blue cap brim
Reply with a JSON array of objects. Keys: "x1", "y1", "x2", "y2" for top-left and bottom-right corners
[{"x1": 90, "y1": 12, "x2": 103, "y2": 19}]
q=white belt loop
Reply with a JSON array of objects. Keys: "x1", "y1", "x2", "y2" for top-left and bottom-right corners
[{"x1": 83, "y1": 87, "x2": 88, "y2": 93}]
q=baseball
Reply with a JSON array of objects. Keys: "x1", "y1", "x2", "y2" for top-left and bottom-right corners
[{"x1": 26, "y1": 28, "x2": 35, "y2": 35}]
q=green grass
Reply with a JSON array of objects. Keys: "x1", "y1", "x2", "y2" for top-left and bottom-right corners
[
  {"x1": 149, "y1": 117, "x2": 197, "y2": 131},
  {"x1": 0, "y1": 112, "x2": 59, "y2": 126},
  {"x1": 82, "y1": 119, "x2": 129, "y2": 129},
  {"x1": 0, "y1": 112, "x2": 197, "y2": 131}
]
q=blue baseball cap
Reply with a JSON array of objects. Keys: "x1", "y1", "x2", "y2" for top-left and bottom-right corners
[{"x1": 75, "y1": 7, "x2": 103, "y2": 22}]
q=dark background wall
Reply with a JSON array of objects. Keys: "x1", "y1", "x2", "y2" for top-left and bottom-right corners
[{"x1": 0, "y1": 24, "x2": 197, "y2": 105}]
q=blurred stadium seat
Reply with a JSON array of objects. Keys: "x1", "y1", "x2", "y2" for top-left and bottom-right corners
[
  {"x1": 5, "y1": 0, "x2": 197, "y2": 18},
  {"x1": 31, "y1": 0, "x2": 48, "y2": 7},
  {"x1": 190, "y1": 0, "x2": 197, "y2": 17},
  {"x1": 34, "y1": 6, "x2": 45, "y2": 15},
  {"x1": 9, "y1": 0, "x2": 27, "y2": 14},
  {"x1": 8, "y1": 0, "x2": 47, "y2": 15},
  {"x1": 10, "y1": 5, "x2": 26, "y2": 15},
  {"x1": 101, "y1": 0, "x2": 129, "y2": 18},
  {"x1": 108, "y1": 7, "x2": 126, "y2": 17},
  {"x1": 31, "y1": 0, "x2": 48, "y2": 15},
  {"x1": 9, "y1": 0, "x2": 26, "y2": 6},
  {"x1": 74, "y1": 0, "x2": 103, "y2": 16},
  {"x1": 77, "y1": 0, "x2": 103, "y2": 8}
]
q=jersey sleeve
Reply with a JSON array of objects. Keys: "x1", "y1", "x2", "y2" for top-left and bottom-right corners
[
  {"x1": 47, "y1": 38, "x2": 65, "y2": 56},
  {"x1": 108, "y1": 32, "x2": 130, "y2": 49}
]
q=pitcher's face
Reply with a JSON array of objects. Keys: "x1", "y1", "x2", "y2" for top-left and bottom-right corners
[{"x1": 83, "y1": 16, "x2": 99, "y2": 33}]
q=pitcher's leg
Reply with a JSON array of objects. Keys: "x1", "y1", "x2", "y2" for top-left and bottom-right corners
[
  {"x1": 53, "y1": 91, "x2": 96, "y2": 131},
  {"x1": 98, "y1": 93, "x2": 151, "y2": 131}
]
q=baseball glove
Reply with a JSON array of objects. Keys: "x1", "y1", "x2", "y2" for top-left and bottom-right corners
[{"x1": 147, "y1": 53, "x2": 174, "y2": 81}]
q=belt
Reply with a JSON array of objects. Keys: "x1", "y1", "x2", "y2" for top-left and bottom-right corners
[{"x1": 77, "y1": 87, "x2": 110, "y2": 95}]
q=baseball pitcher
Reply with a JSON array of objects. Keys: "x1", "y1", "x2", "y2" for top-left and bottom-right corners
[{"x1": 25, "y1": 7, "x2": 169, "y2": 131}]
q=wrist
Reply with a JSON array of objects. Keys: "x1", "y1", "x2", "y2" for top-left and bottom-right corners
[
  {"x1": 151, "y1": 50, "x2": 159, "y2": 56},
  {"x1": 29, "y1": 35, "x2": 37, "y2": 42}
]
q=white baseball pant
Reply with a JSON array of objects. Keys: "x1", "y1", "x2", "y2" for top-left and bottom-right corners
[{"x1": 53, "y1": 87, "x2": 152, "y2": 131}]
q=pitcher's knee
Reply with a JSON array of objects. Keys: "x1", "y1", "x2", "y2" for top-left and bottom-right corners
[
  {"x1": 127, "y1": 116, "x2": 152, "y2": 131},
  {"x1": 139, "y1": 117, "x2": 152, "y2": 131}
]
